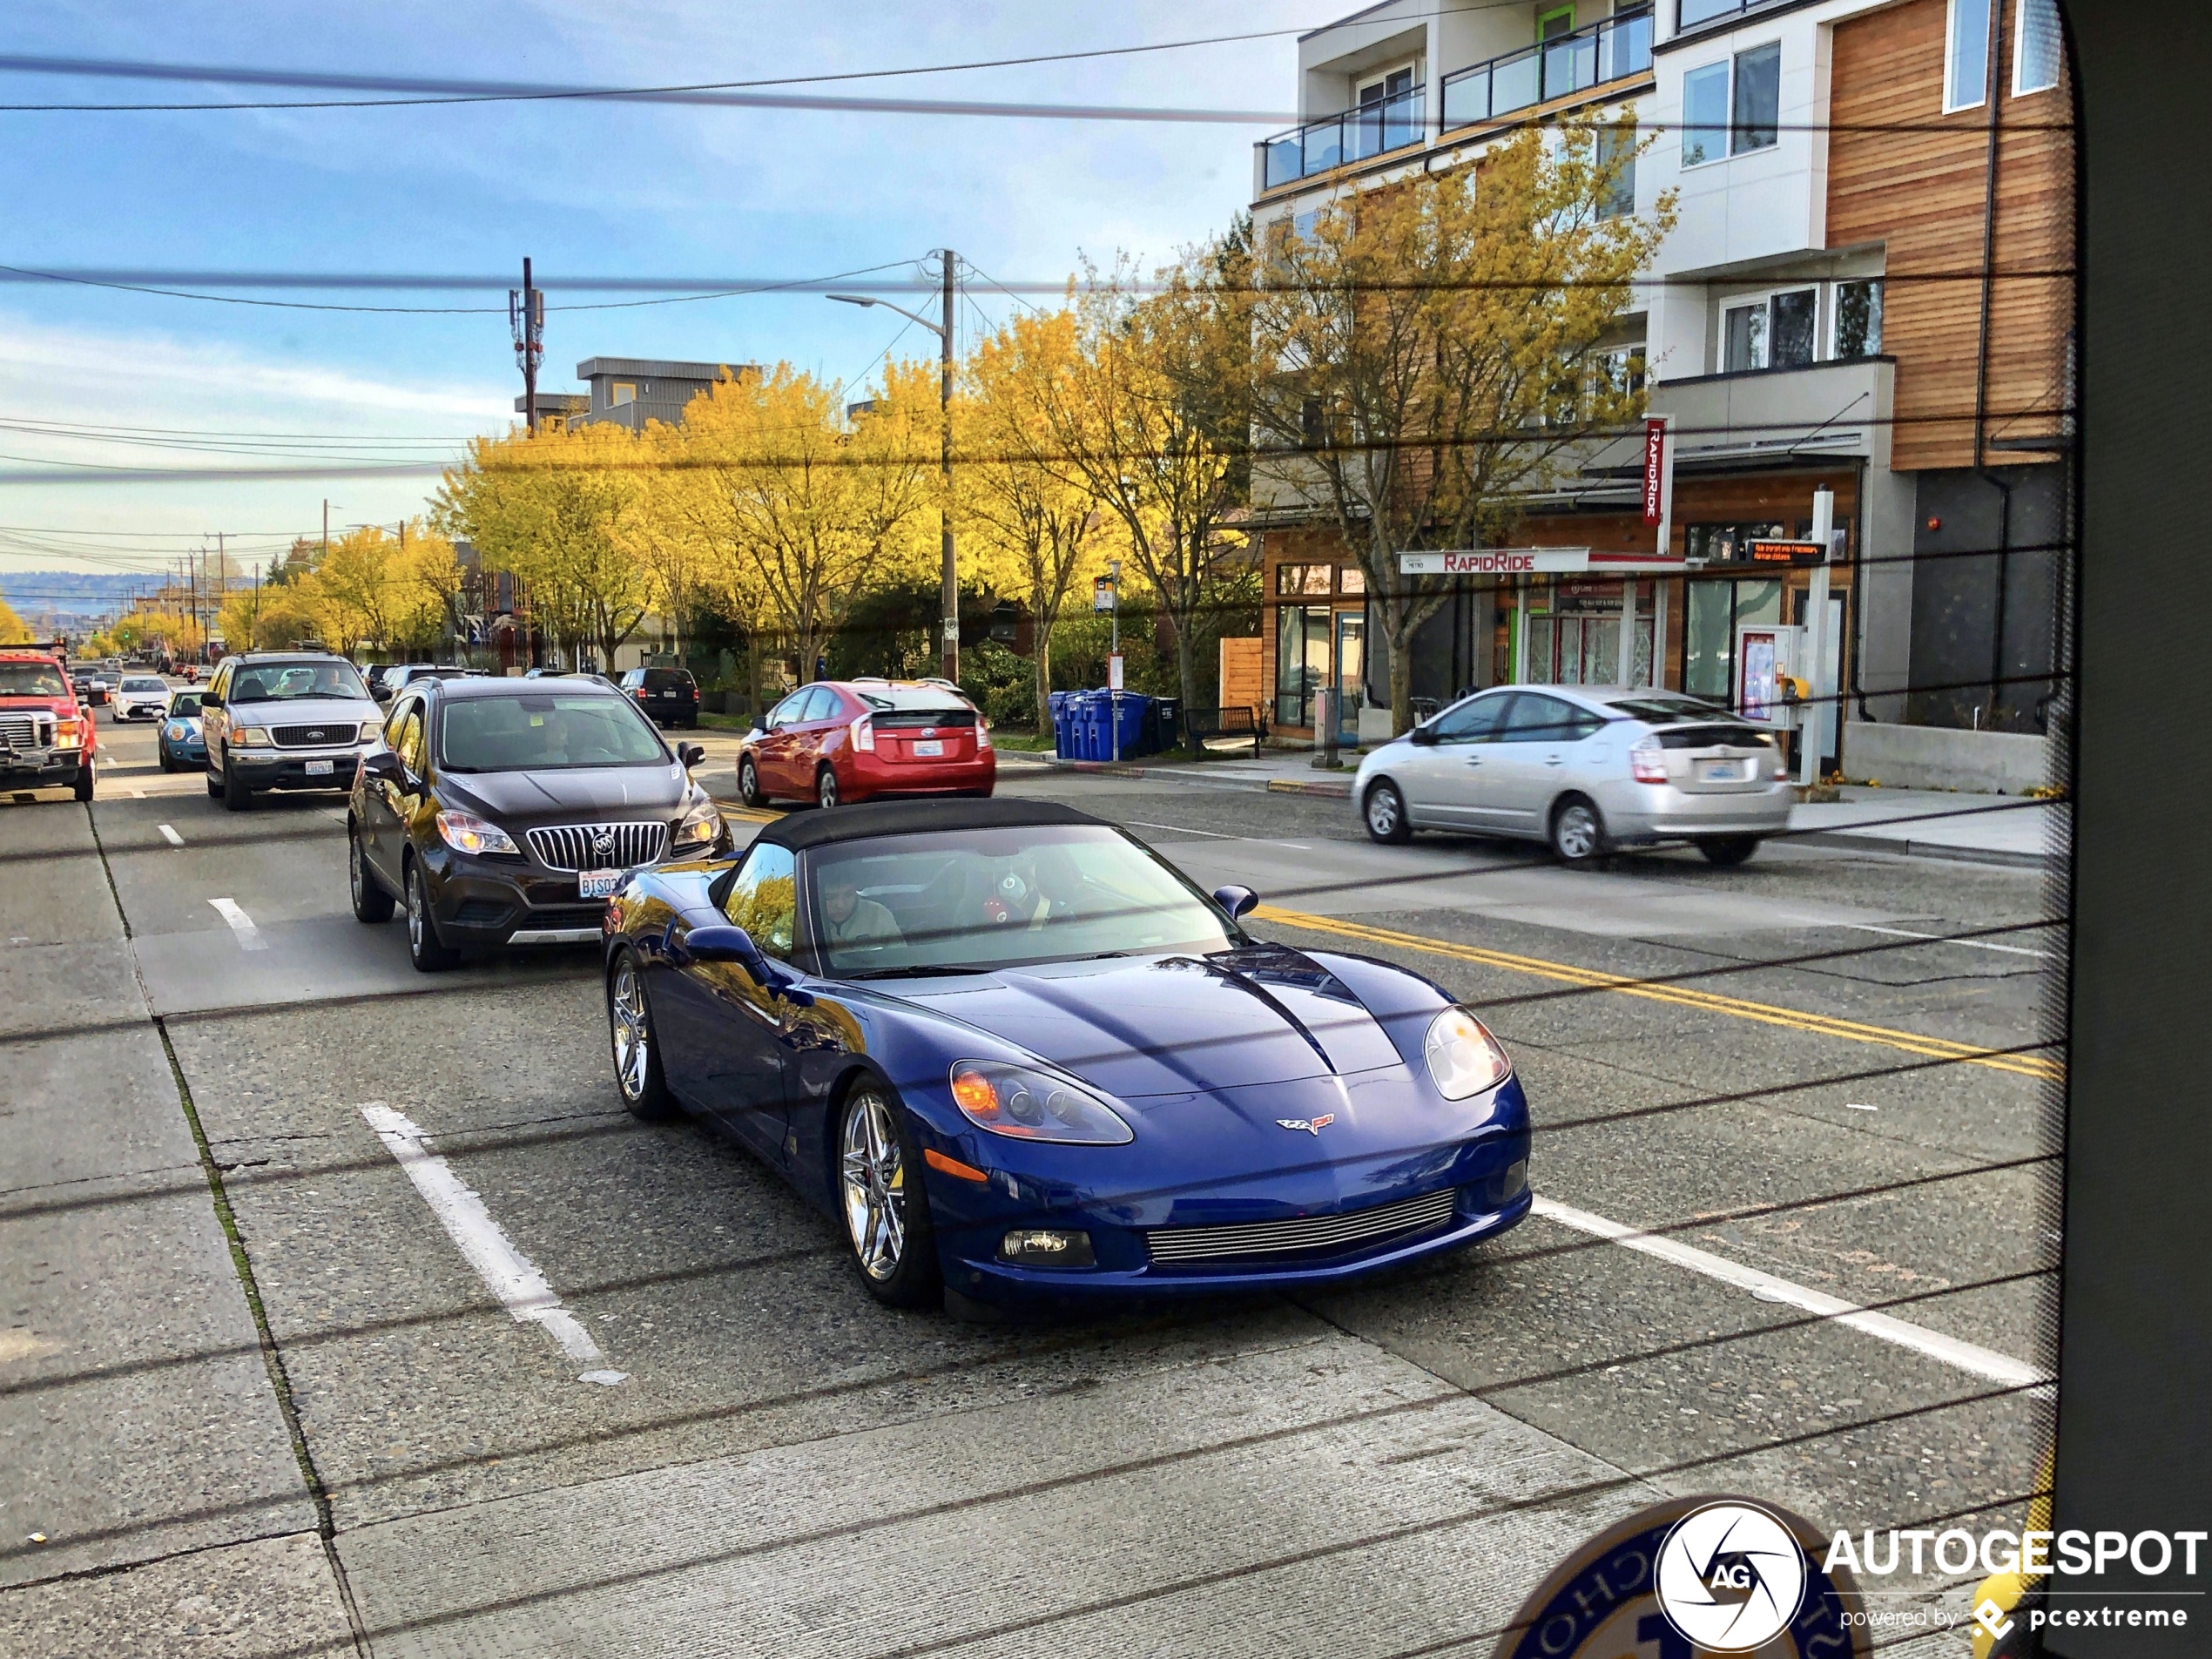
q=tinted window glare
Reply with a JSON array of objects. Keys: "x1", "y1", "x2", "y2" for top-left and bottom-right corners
[
  {"x1": 170, "y1": 692, "x2": 204, "y2": 716},
  {"x1": 1771, "y1": 288, "x2": 1817, "y2": 368},
  {"x1": 438, "y1": 694, "x2": 669, "y2": 772},
  {"x1": 227, "y1": 661, "x2": 370, "y2": 703},
  {"x1": 642, "y1": 670, "x2": 693, "y2": 690},
  {"x1": 1428, "y1": 694, "x2": 1512, "y2": 741},
  {"x1": 1835, "y1": 280, "x2": 1884, "y2": 357},
  {"x1": 1608, "y1": 695, "x2": 1727, "y2": 724},
  {"x1": 722, "y1": 844, "x2": 797, "y2": 959},
  {"x1": 0, "y1": 664, "x2": 71, "y2": 697},
  {"x1": 1682, "y1": 61, "x2": 1729, "y2": 165}
]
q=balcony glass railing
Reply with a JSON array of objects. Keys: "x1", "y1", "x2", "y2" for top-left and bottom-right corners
[
  {"x1": 1259, "y1": 86, "x2": 1426, "y2": 191},
  {"x1": 1439, "y1": 7, "x2": 1652, "y2": 132}
]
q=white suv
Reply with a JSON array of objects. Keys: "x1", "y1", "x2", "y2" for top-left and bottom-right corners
[{"x1": 202, "y1": 653, "x2": 382, "y2": 812}]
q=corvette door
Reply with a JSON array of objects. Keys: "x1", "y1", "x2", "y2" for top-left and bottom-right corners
[{"x1": 655, "y1": 842, "x2": 804, "y2": 1163}]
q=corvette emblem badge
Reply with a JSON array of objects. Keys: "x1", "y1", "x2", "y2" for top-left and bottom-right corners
[{"x1": 1276, "y1": 1115, "x2": 1336, "y2": 1135}]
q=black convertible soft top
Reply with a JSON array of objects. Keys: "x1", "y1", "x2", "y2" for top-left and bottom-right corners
[{"x1": 754, "y1": 797, "x2": 1103, "y2": 854}]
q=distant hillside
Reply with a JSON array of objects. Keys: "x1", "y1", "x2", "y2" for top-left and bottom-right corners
[{"x1": 0, "y1": 571, "x2": 152, "y2": 625}]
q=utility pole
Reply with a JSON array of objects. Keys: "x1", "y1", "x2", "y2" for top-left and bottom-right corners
[
  {"x1": 322, "y1": 499, "x2": 331, "y2": 559},
  {"x1": 511, "y1": 259, "x2": 544, "y2": 435},
  {"x1": 939, "y1": 248, "x2": 957, "y2": 684}
]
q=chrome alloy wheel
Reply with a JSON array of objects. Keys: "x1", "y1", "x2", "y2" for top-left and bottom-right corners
[
  {"x1": 406, "y1": 867, "x2": 426, "y2": 949},
  {"x1": 840, "y1": 1090, "x2": 907, "y2": 1283},
  {"x1": 610, "y1": 961, "x2": 651, "y2": 1102},
  {"x1": 1554, "y1": 801, "x2": 1602, "y2": 861}
]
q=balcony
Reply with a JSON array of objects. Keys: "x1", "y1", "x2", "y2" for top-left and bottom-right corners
[
  {"x1": 1259, "y1": 85, "x2": 1426, "y2": 192},
  {"x1": 1440, "y1": 7, "x2": 1652, "y2": 132}
]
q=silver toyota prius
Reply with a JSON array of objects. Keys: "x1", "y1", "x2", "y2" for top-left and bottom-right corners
[{"x1": 1352, "y1": 685, "x2": 1795, "y2": 867}]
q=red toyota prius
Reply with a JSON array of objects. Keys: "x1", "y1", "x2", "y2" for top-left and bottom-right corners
[{"x1": 736, "y1": 678, "x2": 995, "y2": 810}]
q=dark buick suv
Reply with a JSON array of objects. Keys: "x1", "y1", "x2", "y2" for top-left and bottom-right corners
[{"x1": 347, "y1": 676, "x2": 728, "y2": 971}]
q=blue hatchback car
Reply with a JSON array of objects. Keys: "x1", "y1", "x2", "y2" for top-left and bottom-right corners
[
  {"x1": 158, "y1": 690, "x2": 207, "y2": 771},
  {"x1": 601, "y1": 799, "x2": 1532, "y2": 1312}
]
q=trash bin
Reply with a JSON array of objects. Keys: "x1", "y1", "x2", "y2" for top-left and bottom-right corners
[
  {"x1": 1049, "y1": 691, "x2": 1075, "y2": 759},
  {"x1": 1101, "y1": 691, "x2": 1150, "y2": 759},
  {"x1": 1148, "y1": 696, "x2": 1181, "y2": 756}
]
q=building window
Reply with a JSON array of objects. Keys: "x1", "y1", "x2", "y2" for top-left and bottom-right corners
[
  {"x1": 1946, "y1": 0, "x2": 1993, "y2": 112},
  {"x1": 610, "y1": 381, "x2": 637, "y2": 407},
  {"x1": 1682, "y1": 44, "x2": 1779, "y2": 166},
  {"x1": 1276, "y1": 563, "x2": 1332, "y2": 597},
  {"x1": 1678, "y1": 0, "x2": 1746, "y2": 26},
  {"x1": 2013, "y1": 0, "x2": 2060, "y2": 94},
  {"x1": 1339, "y1": 565, "x2": 1368, "y2": 597},
  {"x1": 1770, "y1": 287, "x2": 1817, "y2": 368},
  {"x1": 1595, "y1": 347, "x2": 1648, "y2": 401},
  {"x1": 1731, "y1": 43, "x2": 1780, "y2": 152},
  {"x1": 1834, "y1": 280, "x2": 1885, "y2": 358},
  {"x1": 1596, "y1": 124, "x2": 1637, "y2": 219},
  {"x1": 1682, "y1": 62, "x2": 1730, "y2": 166},
  {"x1": 1723, "y1": 301, "x2": 1768, "y2": 373}
]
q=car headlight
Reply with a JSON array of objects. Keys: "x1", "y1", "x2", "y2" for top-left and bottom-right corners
[
  {"x1": 231, "y1": 725, "x2": 271, "y2": 747},
  {"x1": 1425, "y1": 1007, "x2": 1512, "y2": 1100},
  {"x1": 671, "y1": 792, "x2": 722, "y2": 853},
  {"x1": 165, "y1": 722, "x2": 187, "y2": 741},
  {"x1": 435, "y1": 810, "x2": 520, "y2": 857},
  {"x1": 948, "y1": 1061, "x2": 1134, "y2": 1145},
  {"x1": 359, "y1": 721, "x2": 382, "y2": 742},
  {"x1": 56, "y1": 718, "x2": 83, "y2": 749}
]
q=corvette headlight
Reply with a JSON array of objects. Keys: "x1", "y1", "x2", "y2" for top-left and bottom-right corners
[
  {"x1": 671, "y1": 792, "x2": 722, "y2": 853},
  {"x1": 231, "y1": 725, "x2": 272, "y2": 747},
  {"x1": 1425, "y1": 1007, "x2": 1511, "y2": 1100},
  {"x1": 435, "y1": 810, "x2": 520, "y2": 857},
  {"x1": 948, "y1": 1061, "x2": 1134, "y2": 1145}
]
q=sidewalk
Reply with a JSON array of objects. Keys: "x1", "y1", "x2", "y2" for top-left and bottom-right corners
[{"x1": 996, "y1": 749, "x2": 2068, "y2": 868}]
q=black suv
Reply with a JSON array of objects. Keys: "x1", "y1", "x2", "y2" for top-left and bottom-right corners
[
  {"x1": 349, "y1": 675, "x2": 727, "y2": 970},
  {"x1": 619, "y1": 666, "x2": 700, "y2": 729}
]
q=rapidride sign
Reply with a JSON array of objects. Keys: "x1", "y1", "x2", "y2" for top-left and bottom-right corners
[{"x1": 1397, "y1": 548, "x2": 1592, "y2": 576}]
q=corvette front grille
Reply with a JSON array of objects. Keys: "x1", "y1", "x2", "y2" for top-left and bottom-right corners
[
  {"x1": 526, "y1": 820, "x2": 668, "y2": 873},
  {"x1": 1144, "y1": 1187, "x2": 1459, "y2": 1265}
]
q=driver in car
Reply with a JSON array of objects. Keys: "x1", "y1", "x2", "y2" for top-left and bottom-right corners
[{"x1": 820, "y1": 868, "x2": 903, "y2": 949}]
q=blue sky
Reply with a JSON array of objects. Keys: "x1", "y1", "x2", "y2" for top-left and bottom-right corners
[{"x1": 0, "y1": 0, "x2": 1314, "y2": 576}]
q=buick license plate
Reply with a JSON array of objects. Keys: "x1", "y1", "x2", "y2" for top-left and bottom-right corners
[
  {"x1": 912, "y1": 739, "x2": 943, "y2": 757},
  {"x1": 1697, "y1": 759, "x2": 1743, "y2": 781},
  {"x1": 578, "y1": 868, "x2": 620, "y2": 900},
  {"x1": 304, "y1": 759, "x2": 335, "y2": 776}
]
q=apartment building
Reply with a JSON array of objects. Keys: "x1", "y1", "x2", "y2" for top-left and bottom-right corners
[
  {"x1": 1248, "y1": 0, "x2": 2071, "y2": 786},
  {"x1": 514, "y1": 357, "x2": 763, "y2": 433}
]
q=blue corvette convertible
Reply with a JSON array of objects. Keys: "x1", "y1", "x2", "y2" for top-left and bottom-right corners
[{"x1": 601, "y1": 799, "x2": 1531, "y2": 1311}]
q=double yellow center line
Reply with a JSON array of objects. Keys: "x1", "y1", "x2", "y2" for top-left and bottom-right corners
[{"x1": 1252, "y1": 906, "x2": 2061, "y2": 1082}]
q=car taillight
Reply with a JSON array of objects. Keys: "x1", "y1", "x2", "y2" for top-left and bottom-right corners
[
  {"x1": 1629, "y1": 738, "x2": 1668, "y2": 784},
  {"x1": 976, "y1": 720, "x2": 992, "y2": 752},
  {"x1": 850, "y1": 714, "x2": 874, "y2": 752}
]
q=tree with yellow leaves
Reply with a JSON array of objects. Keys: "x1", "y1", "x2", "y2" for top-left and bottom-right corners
[
  {"x1": 0, "y1": 597, "x2": 30, "y2": 644},
  {"x1": 957, "y1": 309, "x2": 1116, "y2": 725},
  {"x1": 1038, "y1": 245, "x2": 1256, "y2": 718},
  {"x1": 1247, "y1": 121, "x2": 1672, "y2": 732},
  {"x1": 672, "y1": 361, "x2": 937, "y2": 688},
  {"x1": 438, "y1": 420, "x2": 654, "y2": 671}
]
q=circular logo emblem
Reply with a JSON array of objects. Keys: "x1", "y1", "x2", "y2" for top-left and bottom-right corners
[
  {"x1": 1491, "y1": 1494, "x2": 1860, "y2": 1659},
  {"x1": 1656, "y1": 1501, "x2": 1808, "y2": 1651},
  {"x1": 593, "y1": 829, "x2": 615, "y2": 855}
]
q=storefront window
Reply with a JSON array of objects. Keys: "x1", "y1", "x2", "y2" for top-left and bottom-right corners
[
  {"x1": 1275, "y1": 604, "x2": 1331, "y2": 726},
  {"x1": 1276, "y1": 563, "x2": 1332, "y2": 596},
  {"x1": 1685, "y1": 577, "x2": 1784, "y2": 702}
]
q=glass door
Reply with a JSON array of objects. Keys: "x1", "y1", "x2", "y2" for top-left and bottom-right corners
[{"x1": 1335, "y1": 611, "x2": 1366, "y2": 745}]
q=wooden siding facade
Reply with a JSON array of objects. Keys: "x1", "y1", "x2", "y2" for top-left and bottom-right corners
[{"x1": 1827, "y1": 0, "x2": 2074, "y2": 473}]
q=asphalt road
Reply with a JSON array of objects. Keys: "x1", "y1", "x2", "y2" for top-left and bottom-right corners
[{"x1": 0, "y1": 707, "x2": 2060, "y2": 1656}]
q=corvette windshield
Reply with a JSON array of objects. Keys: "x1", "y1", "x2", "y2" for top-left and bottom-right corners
[{"x1": 807, "y1": 825, "x2": 1238, "y2": 975}]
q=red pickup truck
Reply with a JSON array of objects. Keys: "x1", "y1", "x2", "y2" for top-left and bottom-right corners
[{"x1": 0, "y1": 648, "x2": 97, "y2": 800}]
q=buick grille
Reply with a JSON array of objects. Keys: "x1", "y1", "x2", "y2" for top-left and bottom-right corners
[{"x1": 526, "y1": 821, "x2": 668, "y2": 872}]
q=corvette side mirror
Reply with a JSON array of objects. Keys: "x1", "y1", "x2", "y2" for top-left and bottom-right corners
[
  {"x1": 1213, "y1": 884, "x2": 1259, "y2": 921},
  {"x1": 677, "y1": 742, "x2": 705, "y2": 770}
]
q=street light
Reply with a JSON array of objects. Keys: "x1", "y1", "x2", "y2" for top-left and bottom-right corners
[{"x1": 828, "y1": 249, "x2": 959, "y2": 683}]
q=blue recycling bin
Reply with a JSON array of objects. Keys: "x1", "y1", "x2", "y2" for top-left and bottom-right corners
[{"x1": 1049, "y1": 691, "x2": 1075, "y2": 759}]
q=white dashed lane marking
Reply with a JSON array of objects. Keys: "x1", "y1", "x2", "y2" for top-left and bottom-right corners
[
  {"x1": 158, "y1": 824, "x2": 184, "y2": 846},
  {"x1": 1531, "y1": 1196, "x2": 2047, "y2": 1391},
  {"x1": 359, "y1": 1103, "x2": 626, "y2": 1386},
  {"x1": 207, "y1": 896, "x2": 266, "y2": 950}
]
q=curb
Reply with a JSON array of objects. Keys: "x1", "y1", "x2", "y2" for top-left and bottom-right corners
[{"x1": 1788, "y1": 830, "x2": 2061, "y2": 870}]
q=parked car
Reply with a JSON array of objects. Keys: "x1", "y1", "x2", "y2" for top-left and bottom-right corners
[
  {"x1": 0, "y1": 648, "x2": 97, "y2": 800},
  {"x1": 598, "y1": 798, "x2": 1532, "y2": 1310},
  {"x1": 737, "y1": 678, "x2": 994, "y2": 810},
  {"x1": 70, "y1": 670, "x2": 111, "y2": 708},
  {"x1": 348, "y1": 675, "x2": 725, "y2": 971},
  {"x1": 200, "y1": 652, "x2": 383, "y2": 810},
  {"x1": 158, "y1": 690, "x2": 207, "y2": 772},
  {"x1": 618, "y1": 666, "x2": 701, "y2": 729},
  {"x1": 364, "y1": 664, "x2": 395, "y2": 701},
  {"x1": 1353, "y1": 685, "x2": 1793, "y2": 867},
  {"x1": 111, "y1": 673, "x2": 173, "y2": 722},
  {"x1": 381, "y1": 664, "x2": 484, "y2": 701}
]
